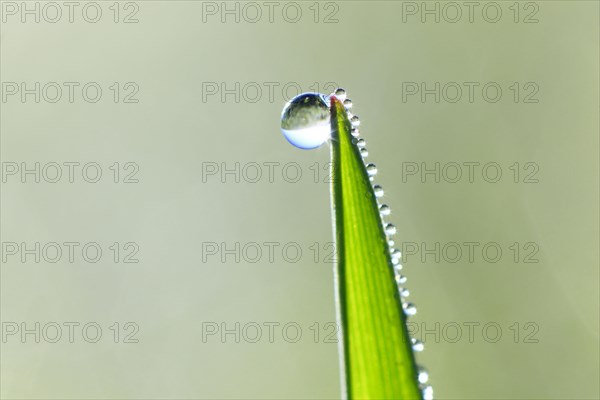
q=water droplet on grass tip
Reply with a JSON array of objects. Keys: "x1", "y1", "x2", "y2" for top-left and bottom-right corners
[
  {"x1": 360, "y1": 148, "x2": 369, "y2": 157},
  {"x1": 343, "y1": 99, "x2": 353, "y2": 109},
  {"x1": 396, "y1": 274, "x2": 407, "y2": 284},
  {"x1": 373, "y1": 185, "x2": 384, "y2": 197},
  {"x1": 350, "y1": 115, "x2": 360, "y2": 127},
  {"x1": 281, "y1": 93, "x2": 331, "y2": 150},
  {"x1": 334, "y1": 88, "x2": 346, "y2": 101},
  {"x1": 356, "y1": 138, "x2": 366, "y2": 148}
]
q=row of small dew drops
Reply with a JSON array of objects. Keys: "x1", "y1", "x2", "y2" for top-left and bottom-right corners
[{"x1": 333, "y1": 88, "x2": 433, "y2": 400}]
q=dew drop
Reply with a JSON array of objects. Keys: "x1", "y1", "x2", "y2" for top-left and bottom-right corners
[
  {"x1": 399, "y1": 287, "x2": 410, "y2": 297},
  {"x1": 418, "y1": 368, "x2": 429, "y2": 384},
  {"x1": 379, "y1": 204, "x2": 391, "y2": 216},
  {"x1": 343, "y1": 98, "x2": 353, "y2": 109},
  {"x1": 403, "y1": 302, "x2": 417, "y2": 316},
  {"x1": 396, "y1": 274, "x2": 407, "y2": 285},
  {"x1": 422, "y1": 385, "x2": 434, "y2": 400},
  {"x1": 388, "y1": 239, "x2": 395, "y2": 247},
  {"x1": 411, "y1": 338, "x2": 425, "y2": 352},
  {"x1": 280, "y1": 93, "x2": 331, "y2": 150},
  {"x1": 392, "y1": 257, "x2": 400, "y2": 265},
  {"x1": 334, "y1": 88, "x2": 347, "y2": 101},
  {"x1": 391, "y1": 248, "x2": 401, "y2": 259},
  {"x1": 366, "y1": 163, "x2": 378, "y2": 177},
  {"x1": 385, "y1": 223, "x2": 397, "y2": 235},
  {"x1": 393, "y1": 264, "x2": 403, "y2": 273},
  {"x1": 351, "y1": 128, "x2": 360, "y2": 137},
  {"x1": 350, "y1": 115, "x2": 361, "y2": 127},
  {"x1": 373, "y1": 185, "x2": 384, "y2": 197},
  {"x1": 360, "y1": 148, "x2": 369, "y2": 157},
  {"x1": 356, "y1": 138, "x2": 366, "y2": 148}
]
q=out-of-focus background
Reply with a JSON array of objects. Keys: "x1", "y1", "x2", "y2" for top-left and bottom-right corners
[{"x1": 1, "y1": 1, "x2": 598, "y2": 399}]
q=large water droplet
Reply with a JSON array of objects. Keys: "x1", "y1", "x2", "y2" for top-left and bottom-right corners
[{"x1": 281, "y1": 93, "x2": 330, "y2": 150}]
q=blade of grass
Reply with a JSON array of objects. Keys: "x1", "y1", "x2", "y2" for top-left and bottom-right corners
[{"x1": 330, "y1": 96, "x2": 422, "y2": 400}]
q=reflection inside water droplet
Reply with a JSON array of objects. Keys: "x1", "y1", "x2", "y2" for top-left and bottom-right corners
[{"x1": 280, "y1": 93, "x2": 331, "y2": 150}]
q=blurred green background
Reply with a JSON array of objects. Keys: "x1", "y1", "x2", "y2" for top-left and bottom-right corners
[{"x1": 1, "y1": 1, "x2": 598, "y2": 399}]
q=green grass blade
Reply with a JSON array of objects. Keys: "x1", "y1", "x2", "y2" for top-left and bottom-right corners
[{"x1": 330, "y1": 96, "x2": 422, "y2": 400}]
